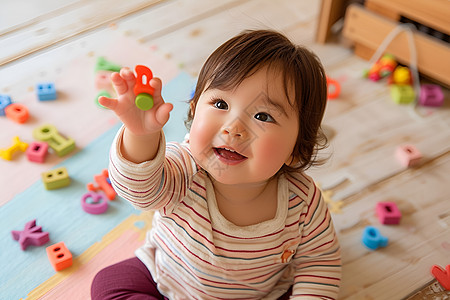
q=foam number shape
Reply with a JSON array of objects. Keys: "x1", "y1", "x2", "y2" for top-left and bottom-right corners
[
  {"x1": 362, "y1": 226, "x2": 388, "y2": 250},
  {"x1": 5, "y1": 103, "x2": 29, "y2": 123},
  {"x1": 0, "y1": 94, "x2": 12, "y2": 116},
  {"x1": 42, "y1": 167, "x2": 71, "y2": 190},
  {"x1": 11, "y1": 219, "x2": 50, "y2": 251},
  {"x1": 81, "y1": 191, "x2": 108, "y2": 214},
  {"x1": 134, "y1": 65, "x2": 154, "y2": 111},
  {"x1": 46, "y1": 242, "x2": 72, "y2": 271},
  {"x1": 87, "y1": 169, "x2": 116, "y2": 200},
  {"x1": 431, "y1": 265, "x2": 450, "y2": 290},
  {"x1": 0, "y1": 136, "x2": 29, "y2": 161},
  {"x1": 36, "y1": 82, "x2": 57, "y2": 101},
  {"x1": 376, "y1": 202, "x2": 402, "y2": 225},
  {"x1": 26, "y1": 141, "x2": 49, "y2": 163},
  {"x1": 33, "y1": 124, "x2": 75, "y2": 157}
]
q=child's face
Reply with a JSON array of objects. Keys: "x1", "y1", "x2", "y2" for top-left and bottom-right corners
[{"x1": 189, "y1": 67, "x2": 299, "y2": 185}]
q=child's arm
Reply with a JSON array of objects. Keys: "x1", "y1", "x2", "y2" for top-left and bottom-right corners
[
  {"x1": 99, "y1": 68, "x2": 173, "y2": 163},
  {"x1": 100, "y1": 67, "x2": 195, "y2": 212},
  {"x1": 291, "y1": 183, "x2": 342, "y2": 299}
]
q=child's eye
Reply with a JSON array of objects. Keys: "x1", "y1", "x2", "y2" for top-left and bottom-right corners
[
  {"x1": 212, "y1": 99, "x2": 229, "y2": 110},
  {"x1": 254, "y1": 112, "x2": 275, "y2": 123}
]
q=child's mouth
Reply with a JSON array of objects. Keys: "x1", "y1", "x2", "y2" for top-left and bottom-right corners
[{"x1": 213, "y1": 147, "x2": 247, "y2": 165}]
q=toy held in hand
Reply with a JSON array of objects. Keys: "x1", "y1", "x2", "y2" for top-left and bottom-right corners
[{"x1": 134, "y1": 65, "x2": 155, "y2": 111}]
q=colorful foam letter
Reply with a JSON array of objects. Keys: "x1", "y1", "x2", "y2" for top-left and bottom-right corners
[
  {"x1": 5, "y1": 103, "x2": 29, "y2": 123},
  {"x1": 0, "y1": 136, "x2": 29, "y2": 161},
  {"x1": 95, "y1": 57, "x2": 121, "y2": 72},
  {"x1": 362, "y1": 226, "x2": 388, "y2": 250},
  {"x1": 376, "y1": 202, "x2": 401, "y2": 225},
  {"x1": 26, "y1": 141, "x2": 49, "y2": 163},
  {"x1": 134, "y1": 65, "x2": 154, "y2": 111},
  {"x1": 33, "y1": 124, "x2": 75, "y2": 157},
  {"x1": 431, "y1": 265, "x2": 450, "y2": 290},
  {"x1": 0, "y1": 94, "x2": 12, "y2": 116},
  {"x1": 81, "y1": 191, "x2": 109, "y2": 214},
  {"x1": 42, "y1": 167, "x2": 71, "y2": 190},
  {"x1": 36, "y1": 82, "x2": 57, "y2": 101},
  {"x1": 87, "y1": 169, "x2": 116, "y2": 200},
  {"x1": 46, "y1": 242, "x2": 73, "y2": 271},
  {"x1": 396, "y1": 144, "x2": 422, "y2": 167},
  {"x1": 326, "y1": 77, "x2": 341, "y2": 100},
  {"x1": 419, "y1": 84, "x2": 444, "y2": 107},
  {"x1": 11, "y1": 219, "x2": 50, "y2": 250}
]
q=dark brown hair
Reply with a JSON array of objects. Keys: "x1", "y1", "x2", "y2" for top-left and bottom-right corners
[{"x1": 186, "y1": 29, "x2": 328, "y2": 172}]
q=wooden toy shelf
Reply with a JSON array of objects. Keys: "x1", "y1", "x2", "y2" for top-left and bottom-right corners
[{"x1": 342, "y1": 0, "x2": 450, "y2": 87}]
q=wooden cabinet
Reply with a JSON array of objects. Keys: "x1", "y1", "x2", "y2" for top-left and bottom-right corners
[{"x1": 342, "y1": 0, "x2": 450, "y2": 86}]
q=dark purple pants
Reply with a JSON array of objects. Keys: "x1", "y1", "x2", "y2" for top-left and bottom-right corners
[{"x1": 91, "y1": 257, "x2": 292, "y2": 299}]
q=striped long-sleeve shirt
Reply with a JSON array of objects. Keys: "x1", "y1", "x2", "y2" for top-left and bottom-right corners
[{"x1": 109, "y1": 127, "x2": 341, "y2": 300}]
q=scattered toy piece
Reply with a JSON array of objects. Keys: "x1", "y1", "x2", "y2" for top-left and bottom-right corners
[
  {"x1": 46, "y1": 242, "x2": 73, "y2": 271},
  {"x1": 5, "y1": 103, "x2": 30, "y2": 123},
  {"x1": 431, "y1": 265, "x2": 450, "y2": 290},
  {"x1": 0, "y1": 94, "x2": 12, "y2": 116},
  {"x1": 376, "y1": 202, "x2": 401, "y2": 225},
  {"x1": 365, "y1": 53, "x2": 397, "y2": 82},
  {"x1": 87, "y1": 169, "x2": 116, "y2": 200},
  {"x1": 95, "y1": 57, "x2": 121, "y2": 73},
  {"x1": 0, "y1": 136, "x2": 28, "y2": 161},
  {"x1": 81, "y1": 191, "x2": 109, "y2": 214},
  {"x1": 390, "y1": 84, "x2": 415, "y2": 104},
  {"x1": 36, "y1": 82, "x2": 57, "y2": 101},
  {"x1": 26, "y1": 141, "x2": 49, "y2": 163},
  {"x1": 134, "y1": 65, "x2": 154, "y2": 111},
  {"x1": 396, "y1": 144, "x2": 422, "y2": 167},
  {"x1": 33, "y1": 124, "x2": 75, "y2": 157},
  {"x1": 95, "y1": 70, "x2": 113, "y2": 90},
  {"x1": 42, "y1": 167, "x2": 71, "y2": 190},
  {"x1": 319, "y1": 184, "x2": 344, "y2": 213},
  {"x1": 362, "y1": 226, "x2": 388, "y2": 250},
  {"x1": 419, "y1": 84, "x2": 444, "y2": 107},
  {"x1": 389, "y1": 66, "x2": 412, "y2": 85},
  {"x1": 326, "y1": 77, "x2": 341, "y2": 100},
  {"x1": 11, "y1": 219, "x2": 50, "y2": 251}
]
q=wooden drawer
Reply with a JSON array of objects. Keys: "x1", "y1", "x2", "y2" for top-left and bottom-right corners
[{"x1": 342, "y1": 4, "x2": 450, "y2": 87}]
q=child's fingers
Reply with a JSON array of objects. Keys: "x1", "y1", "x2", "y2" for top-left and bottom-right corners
[
  {"x1": 150, "y1": 77, "x2": 163, "y2": 100},
  {"x1": 120, "y1": 68, "x2": 136, "y2": 93},
  {"x1": 155, "y1": 102, "x2": 173, "y2": 126},
  {"x1": 98, "y1": 96, "x2": 118, "y2": 110},
  {"x1": 110, "y1": 68, "x2": 134, "y2": 96}
]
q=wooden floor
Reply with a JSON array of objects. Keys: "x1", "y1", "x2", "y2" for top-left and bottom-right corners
[{"x1": 1, "y1": 0, "x2": 449, "y2": 299}]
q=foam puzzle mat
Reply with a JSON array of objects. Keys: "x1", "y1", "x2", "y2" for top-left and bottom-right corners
[{"x1": 0, "y1": 36, "x2": 195, "y2": 299}]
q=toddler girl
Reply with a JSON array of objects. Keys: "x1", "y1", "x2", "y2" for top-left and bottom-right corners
[{"x1": 91, "y1": 29, "x2": 341, "y2": 299}]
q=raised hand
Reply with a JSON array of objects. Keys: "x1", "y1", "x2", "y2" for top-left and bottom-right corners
[{"x1": 98, "y1": 67, "x2": 173, "y2": 136}]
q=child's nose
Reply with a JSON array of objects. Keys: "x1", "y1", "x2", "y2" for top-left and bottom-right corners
[{"x1": 222, "y1": 122, "x2": 247, "y2": 139}]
